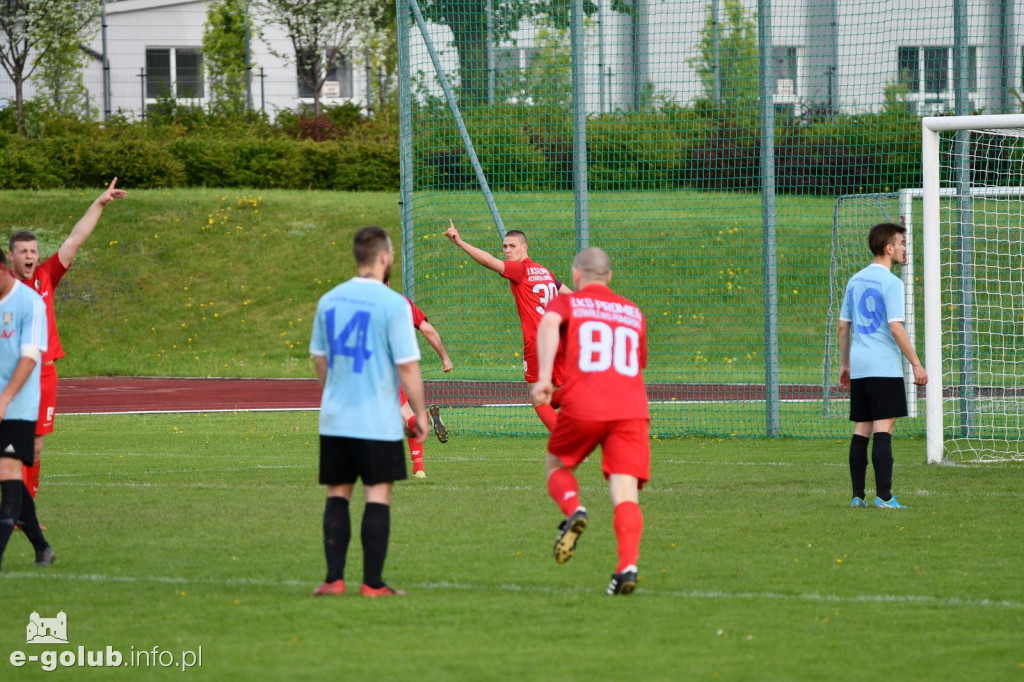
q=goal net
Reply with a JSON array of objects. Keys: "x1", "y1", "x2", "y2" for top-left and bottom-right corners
[
  {"x1": 823, "y1": 192, "x2": 904, "y2": 419},
  {"x1": 923, "y1": 115, "x2": 1024, "y2": 463}
]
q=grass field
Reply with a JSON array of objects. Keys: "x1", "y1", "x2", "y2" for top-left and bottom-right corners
[{"x1": 2, "y1": 412, "x2": 1021, "y2": 680}]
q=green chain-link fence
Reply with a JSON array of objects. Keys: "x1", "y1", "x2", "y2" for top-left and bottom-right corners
[{"x1": 396, "y1": 0, "x2": 1021, "y2": 437}]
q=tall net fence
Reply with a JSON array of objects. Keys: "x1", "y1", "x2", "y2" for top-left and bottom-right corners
[{"x1": 399, "y1": 0, "x2": 1024, "y2": 437}]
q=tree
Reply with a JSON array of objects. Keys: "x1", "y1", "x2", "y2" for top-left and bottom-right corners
[
  {"x1": 203, "y1": 0, "x2": 252, "y2": 115},
  {"x1": 415, "y1": 0, "x2": 592, "y2": 106},
  {"x1": 35, "y1": 26, "x2": 95, "y2": 118},
  {"x1": 690, "y1": 0, "x2": 759, "y2": 113},
  {"x1": 0, "y1": 0, "x2": 100, "y2": 135},
  {"x1": 255, "y1": 0, "x2": 380, "y2": 117}
]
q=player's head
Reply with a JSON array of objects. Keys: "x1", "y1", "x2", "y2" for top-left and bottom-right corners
[
  {"x1": 868, "y1": 222, "x2": 906, "y2": 261},
  {"x1": 502, "y1": 230, "x2": 528, "y2": 262},
  {"x1": 353, "y1": 226, "x2": 394, "y2": 281},
  {"x1": 0, "y1": 248, "x2": 13, "y2": 296},
  {"x1": 7, "y1": 230, "x2": 40, "y2": 281},
  {"x1": 571, "y1": 247, "x2": 612, "y2": 288}
]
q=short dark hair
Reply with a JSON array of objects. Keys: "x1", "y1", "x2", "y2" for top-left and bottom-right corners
[
  {"x1": 353, "y1": 226, "x2": 391, "y2": 266},
  {"x1": 0, "y1": 249, "x2": 6, "y2": 267},
  {"x1": 868, "y1": 222, "x2": 905, "y2": 256},
  {"x1": 8, "y1": 230, "x2": 37, "y2": 253},
  {"x1": 505, "y1": 230, "x2": 527, "y2": 245}
]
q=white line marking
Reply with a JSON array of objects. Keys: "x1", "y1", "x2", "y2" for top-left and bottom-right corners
[{"x1": 5, "y1": 572, "x2": 1020, "y2": 609}]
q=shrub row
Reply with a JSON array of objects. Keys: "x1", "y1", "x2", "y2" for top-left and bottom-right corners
[
  {"x1": 0, "y1": 130, "x2": 398, "y2": 191},
  {"x1": 2, "y1": 101, "x2": 996, "y2": 195}
]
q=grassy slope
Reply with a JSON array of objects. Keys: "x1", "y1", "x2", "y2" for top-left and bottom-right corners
[{"x1": 0, "y1": 413, "x2": 1020, "y2": 680}]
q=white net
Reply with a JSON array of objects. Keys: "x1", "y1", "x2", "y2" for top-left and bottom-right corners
[{"x1": 938, "y1": 127, "x2": 1024, "y2": 461}]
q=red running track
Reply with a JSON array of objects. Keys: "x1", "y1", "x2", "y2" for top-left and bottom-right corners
[{"x1": 57, "y1": 377, "x2": 835, "y2": 414}]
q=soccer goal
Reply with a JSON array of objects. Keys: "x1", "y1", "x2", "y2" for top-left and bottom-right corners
[{"x1": 923, "y1": 114, "x2": 1024, "y2": 463}]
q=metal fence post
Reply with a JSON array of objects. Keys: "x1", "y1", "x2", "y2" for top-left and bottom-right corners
[
  {"x1": 758, "y1": 0, "x2": 780, "y2": 436},
  {"x1": 397, "y1": 0, "x2": 416, "y2": 299},
  {"x1": 571, "y1": 0, "x2": 589, "y2": 252}
]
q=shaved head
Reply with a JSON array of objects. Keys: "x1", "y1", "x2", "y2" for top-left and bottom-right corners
[
  {"x1": 571, "y1": 247, "x2": 612, "y2": 288},
  {"x1": 573, "y1": 247, "x2": 610, "y2": 277}
]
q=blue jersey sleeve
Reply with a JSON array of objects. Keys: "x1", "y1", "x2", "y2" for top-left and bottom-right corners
[
  {"x1": 388, "y1": 297, "x2": 420, "y2": 364},
  {"x1": 309, "y1": 300, "x2": 327, "y2": 356},
  {"x1": 839, "y1": 283, "x2": 852, "y2": 322},
  {"x1": 884, "y1": 275, "x2": 905, "y2": 322}
]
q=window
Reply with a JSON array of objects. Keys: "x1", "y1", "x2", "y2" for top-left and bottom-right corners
[
  {"x1": 898, "y1": 46, "x2": 978, "y2": 95},
  {"x1": 923, "y1": 47, "x2": 948, "y2": 94},
  {"x1": 773, "y1": 47, "x2": 797, "y2": 96},
  {"x1": 297, "y1": 49, "x2": 353, "y2": 99},
  {"x1": 898, "y1": 47, "x2": 919, "y2": 90},
  {"x1": 145, "y1": 48, "x2": 204, "y2": 100}
]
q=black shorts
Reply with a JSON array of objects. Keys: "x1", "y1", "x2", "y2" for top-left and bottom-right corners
[
  {"x1": 319, "y1": 436, "x2": 407, "y2": 486},
  {"x1": 0, "y1": 419, "x2": 36, "y2": 466},
  {"x1": 849, "y1": 377, "x2": 908, "y2": 422}
]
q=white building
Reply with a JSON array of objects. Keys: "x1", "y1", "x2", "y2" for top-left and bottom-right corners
[{"x1": 1, "y1": 0, "x2": 1021, "y2": 119}]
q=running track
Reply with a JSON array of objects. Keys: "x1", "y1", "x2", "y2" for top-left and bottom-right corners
[{"x1": 58, "y1": 377, "x2": 836, "y2": 414}]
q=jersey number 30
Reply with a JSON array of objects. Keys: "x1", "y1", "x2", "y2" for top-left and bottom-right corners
[
  {"x1": 578, "y1": 321, "x2": 640, "y2": 376},
  {"x1": 326, "y1": 309, "x2": 373, "y2": 372},
  {"x1": 532, "y1": 283, "x2": 558, "y2": 314}
]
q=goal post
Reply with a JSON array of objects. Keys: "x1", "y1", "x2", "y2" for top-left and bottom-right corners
[{"x1": 922, "y1": 114, "x2": 1024, "y2": 463}]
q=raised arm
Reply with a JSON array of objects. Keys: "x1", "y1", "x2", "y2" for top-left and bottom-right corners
[
  {"x1": 444, "y1": 219, "x2": 505, "y2": 275},
  {"x1": 57, "y1": 177, "x2": 128, "y2": 269},
  {"x1": 418, "y1": 320, "x2": 453, "y2": 372}
]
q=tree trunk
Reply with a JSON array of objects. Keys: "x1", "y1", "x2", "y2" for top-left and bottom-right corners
[{"x1": 15, "y1": 75, "x2": 26, "y2": 136}]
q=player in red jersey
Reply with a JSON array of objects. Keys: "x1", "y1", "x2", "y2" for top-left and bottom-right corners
[
  {"x1": 532, "y1": 247, "x2": 650, "y2": 596},
  {"x1": 444, "y1": 219, "x2": 570, "y2": 431},
  {"x1": 385, "y1": 277, "x2": 453, "y2": 478},
  {"x1": 7, "y1": 178, "x2": 127, "y2": 499}
]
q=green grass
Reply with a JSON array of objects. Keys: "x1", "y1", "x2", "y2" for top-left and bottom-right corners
[{"x1": 2, "y1": 412, "x2": 1021, "y2": 680}]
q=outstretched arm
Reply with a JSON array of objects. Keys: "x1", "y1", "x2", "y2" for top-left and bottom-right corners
[
  {"x1": 418, "y1": 321, "x2": 453, "y2": 372},
  {"x1": 444, "y1": 219, "x2": 505, "y2": 275},
  {"x1": 57, "y1": 177, "x2": 128, "y2": 269}
]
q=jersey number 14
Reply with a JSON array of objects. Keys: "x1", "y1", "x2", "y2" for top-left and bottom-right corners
[{"x1": 326, "y1": 309, "x2": 373, "y2": 372}]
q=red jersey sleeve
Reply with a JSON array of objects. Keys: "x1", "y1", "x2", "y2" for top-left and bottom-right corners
[
  {"x1": 39, "y1": 254, "x2": 69, "y2": 288},
  {"x1": 501, "y1": 259, "x2": 525, "y2": 283},
  {"x1": 406, "y1": 298, "x2": 428, "y2": 330}
]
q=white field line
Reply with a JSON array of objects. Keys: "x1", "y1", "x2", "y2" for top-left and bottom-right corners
[{"x1": 5, "y1": 572, "x2": 1022, "y2": 610}]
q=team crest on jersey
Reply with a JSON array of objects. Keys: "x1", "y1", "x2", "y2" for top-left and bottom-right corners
[{"x1": 3, "y1": 312, "x2": 12, "y2": 326}]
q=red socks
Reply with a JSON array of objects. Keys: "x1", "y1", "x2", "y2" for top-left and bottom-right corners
[
  {"x1": 534, "y1": 404, "x2": 558, "y2": 432},
  {"x1": 406, "y1": 416, "x2": 424, "y2": 473},
  {"x1": 547, "y1": 468, "x2": 580, "y2": 517},
  {"x1": 23, "y1": 462, "x2": 40, "y2": 499},
  {"x1": 613, "y1": 501, "x2": 643, "y2": 572}
]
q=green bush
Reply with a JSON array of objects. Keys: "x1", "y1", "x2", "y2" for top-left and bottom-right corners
[{"x1": 0, "y1": 100, "x2": 934, "y2": 195}]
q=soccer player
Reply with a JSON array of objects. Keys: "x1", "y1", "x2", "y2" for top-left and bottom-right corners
[
  {"x1": 7, "y1": 178, "x2": 127, "y2": 500},
  {"x1": 0, "y1": 250, "x2": 53, "y2": 571},
  {"x1": 838, "y1": 222, "x2": 927, "y2": 509},
  {"x1": 445, "y1": 219, "x2": 570, "y2": 431},
  {"x1": 531, "y1": 247, "x2": 649, "y2": 596},
  {"x1": 384, "y1": 275, "x2": 453, "y2": 478},
  {"x1": 309, "y1": 226, "x2": 428, "y2": 597}
]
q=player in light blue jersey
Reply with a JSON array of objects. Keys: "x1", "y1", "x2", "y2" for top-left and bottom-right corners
[
  {"x1": 0, "y1": 250, "x2": 53, "y2": 571},
  {"x1": 838, "y1": 222, "x2": 927, "y2": 510},
  {"x1": 309, "y1": 226, "x2": 428, "y2": 597}
]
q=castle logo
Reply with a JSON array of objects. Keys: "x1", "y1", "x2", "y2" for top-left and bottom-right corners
[{"x1": 26, "y1": 612, "x2": 68, "y2": 645}]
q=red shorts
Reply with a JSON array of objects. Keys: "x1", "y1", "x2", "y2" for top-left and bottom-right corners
[
  {"x1": 547, "y1": 415, "x2": 650, "y2": 486},
  {"x1": 523, "y1": 339, "x2": 565, "y2": 386},
  {"x1": 37, "y1": 362, "x2": 57, "y2": 436}
]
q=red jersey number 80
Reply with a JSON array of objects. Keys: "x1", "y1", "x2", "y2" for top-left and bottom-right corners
[{"x1": 578, "y1": 321, "x2": 640, "y2": 377}]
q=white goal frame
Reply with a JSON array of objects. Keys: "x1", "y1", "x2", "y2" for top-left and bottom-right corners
[{"x1": 922, "y1": 114, "x2": 1024, "y2": 463}]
